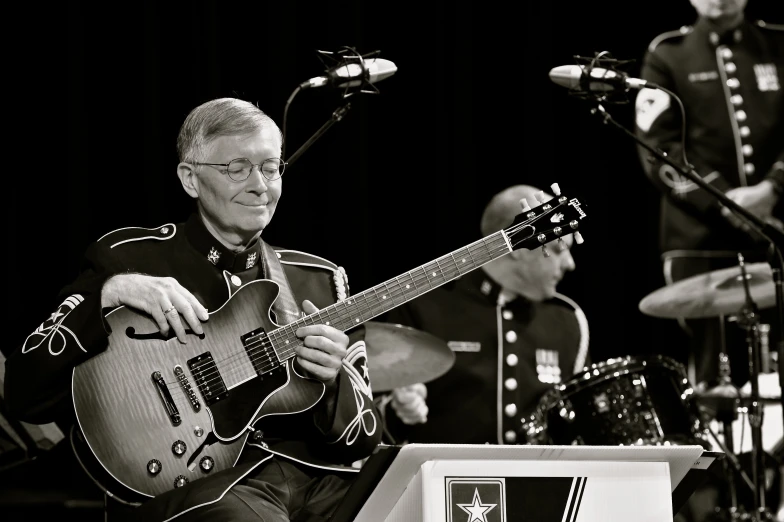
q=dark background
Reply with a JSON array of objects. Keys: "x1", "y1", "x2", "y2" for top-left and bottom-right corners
[{"x1": 6, "y1": 0, "x2": 784, "y2": 369}]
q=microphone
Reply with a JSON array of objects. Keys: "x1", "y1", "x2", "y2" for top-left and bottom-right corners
[
  {"x1": 549, "y1": 65, "x2": 651, "y2": 92},
  {"x1": 300, "y1": 58, "x2": 398, "y2": 89}
]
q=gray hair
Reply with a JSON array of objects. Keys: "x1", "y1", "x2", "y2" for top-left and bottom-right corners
[
  {"x1": 176, "y1": 98, "x2": 282, "y2": 163},
  {"x1": 480, "y1": 185, "x2": 553, "y2": 236}
]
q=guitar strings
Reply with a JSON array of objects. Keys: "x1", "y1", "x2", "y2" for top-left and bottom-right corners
[
  {"x1": 162, "y1": 217, "x2": 549, "y2": 400},
  {"x1": 161, "y1": 224, "x2": 538, "y2": 400},
  {"x1": 161, "y1": 236, "x2": 512, "y2": 400}
]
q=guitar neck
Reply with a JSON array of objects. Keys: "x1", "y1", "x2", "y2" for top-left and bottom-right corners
[{"x1": 267, "y1": 230, "x2": 514, "y2": 360}]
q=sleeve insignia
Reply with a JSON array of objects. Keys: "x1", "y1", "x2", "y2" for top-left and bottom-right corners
[
  {"x1": 22, "y1": 295, "x2": 87, "y2": 356},
  {"x1": 334, "y1": 340, "x2": 377, "y2": 445},
  {"x1": 635, "y1": 87, "x2": 671, "y2": 133}
]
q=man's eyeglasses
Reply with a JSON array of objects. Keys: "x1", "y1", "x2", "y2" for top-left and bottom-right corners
[{"x1": 194, "y1": 158, "x2": 287, "y2": 182}]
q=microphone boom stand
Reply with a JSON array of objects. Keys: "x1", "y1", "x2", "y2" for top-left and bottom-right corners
[
  {"x1": 285, "y1": 103, "x2": 352, "y2": 168},
  {"x1": 587, "y1": 102, "x2": 783, "y2": 520}
]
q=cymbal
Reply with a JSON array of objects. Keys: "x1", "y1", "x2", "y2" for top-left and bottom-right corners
[
  {"x1": 364, "y1": 322, "x2": 455, "y2": 393},
  {"x1": 639, "y1": 262, "x2": 776, "y2": 319}
]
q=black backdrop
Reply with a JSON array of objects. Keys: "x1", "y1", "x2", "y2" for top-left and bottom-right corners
[{"x1": 7, "y1": 0, "x2": 784, "y2": 368}]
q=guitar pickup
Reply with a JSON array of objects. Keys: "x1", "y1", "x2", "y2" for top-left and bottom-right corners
[{"x1": 151, "y1": 371, "x2": 181, "y2": 425}]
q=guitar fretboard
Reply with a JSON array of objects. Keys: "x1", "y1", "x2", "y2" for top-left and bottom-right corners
[{"x1": 265, "y1": 230, "x2": 519, "y2": 359}]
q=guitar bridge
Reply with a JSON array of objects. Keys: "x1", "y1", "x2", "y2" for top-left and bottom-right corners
[
  {"x1": 187, "y1": 352, "x2": 228, "y2": 406},
  {"x1": 174, "y1": 365, "x2": 201, "y2": 412}
]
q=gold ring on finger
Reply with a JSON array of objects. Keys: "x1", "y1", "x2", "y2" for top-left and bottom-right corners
[{"x1": 163, "y1": 305, "x2": 177, "y2": 315}]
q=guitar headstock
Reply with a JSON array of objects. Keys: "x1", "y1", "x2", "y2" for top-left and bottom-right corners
[{"x1": 503, "y1": 183, "x2": 587, "y2": 255}]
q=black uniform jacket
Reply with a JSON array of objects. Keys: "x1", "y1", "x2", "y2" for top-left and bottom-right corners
[
  {"x1": 383, "y1": 269, "x2": 589, "y2": 446},
  {"x1": 634, "y1": 18, "x2": 784, "y2": 252},
  {"x1": 4, "y1": 213, "x2": 381, "y2": 516}
]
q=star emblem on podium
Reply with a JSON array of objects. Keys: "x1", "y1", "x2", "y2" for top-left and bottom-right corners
[{"x1": 457, "y1": 488, "x2": 497, "y2": 522}]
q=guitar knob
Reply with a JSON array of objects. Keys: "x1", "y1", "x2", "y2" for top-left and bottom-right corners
[
  {"x1": 574, "y1": 231, "x2": 584, "y2": 244},
  {"x1": 550, "y1": 182, "x2": 561, "y2": 196},
  {"x1": 200, "y1": 456, "x2": 214, "y2": 473},
  {"x1": 173, "y1": 475, "x2": 189, "y2": 488},
  {"x1": 147, "y1": 459, "x2": 162, "y2": 475},
  {"x1": 172, "y1": 440, "x2": 187, "y2": 456}
]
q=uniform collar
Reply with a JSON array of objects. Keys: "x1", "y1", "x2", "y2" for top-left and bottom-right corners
[
  {"x1": 184, "y1": 213, "x2": 263, "y2": 273},
  {"x1": 694, "y1": 16, "x2": 746, "y2": 46}
]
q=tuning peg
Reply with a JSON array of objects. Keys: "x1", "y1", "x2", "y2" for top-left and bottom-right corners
[
  {"x1": 541, "y1": 245, "x2": 550, "y2": 258},
  {"x1": 537, "y1": 191, "x2": 546, "y2": 203},
  {"x1": 574, "y1": 231, "x2": 584, "y2": 245},
  {"x1": 550, "y1": 183, "x2": 561, "y2": 196},
  {"x1": 520, "y1": 198, "x2": 531, "y2": 212}
]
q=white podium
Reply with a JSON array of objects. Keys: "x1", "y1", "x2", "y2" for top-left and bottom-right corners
[{"x1": 341, "y1": 444, "x2": 711, "y2": 522}]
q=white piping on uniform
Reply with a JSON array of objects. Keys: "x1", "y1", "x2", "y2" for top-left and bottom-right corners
[{"x1": 554, "y1": 293, "x2": 590, "y2": 373}]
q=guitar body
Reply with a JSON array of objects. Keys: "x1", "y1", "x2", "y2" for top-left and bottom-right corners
[{"x1": 72, "y1": 280, "x2": 324, "y2": 497}]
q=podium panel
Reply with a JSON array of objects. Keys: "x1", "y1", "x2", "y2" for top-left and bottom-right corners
[{"x1": 351, "y1": 444, "x2": 706, "y2": 522}]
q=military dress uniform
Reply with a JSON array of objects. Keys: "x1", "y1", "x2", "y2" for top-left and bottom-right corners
[
  {"x1": 633, "y1": 18, "x2": 784, "y2": 387},
  {"x1": 3, "y1": 213, "x2": 381, "y2": 521},
  {"x1": 635, "y1": 17, "x2": 784, "y2": 253},
  {"x1": 382, "y1": 269, "x2": 589, "y2": 445}
]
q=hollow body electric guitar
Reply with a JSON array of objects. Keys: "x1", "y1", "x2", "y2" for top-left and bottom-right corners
[{"x1": 72, "y1": 184, "x2": 587, "y2": 497}]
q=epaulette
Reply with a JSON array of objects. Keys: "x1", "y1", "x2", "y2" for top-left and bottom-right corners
[
  {"x1": 274, "y1": 248, "x2": 339, "y2": 271},
  {"x1": 275, "y1": 249, "x2": 349, "y2": 300},
  {"x1": 755, "y1": 20, "x2": 784, "y2": 32},
  {"x1": 97, "y1": 223, "x2": 177, "y2": 249},
  {"x1": 648, "y1": 25, "x2": 692, "y2": 52}
]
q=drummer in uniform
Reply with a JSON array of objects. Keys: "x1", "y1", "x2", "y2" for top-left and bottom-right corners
[{"x1": 378, "y1": 185, "x2": 590, "y2": 445}]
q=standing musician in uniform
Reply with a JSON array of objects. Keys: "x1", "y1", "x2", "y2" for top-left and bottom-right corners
[
  {"x1": 3, "y1": 97, "x2": 381, "y2": 521},
  {"x1": 379, "y1": 185, "x2": 590, "y2": 445},
  {"x1": 634, "y1": 0, "x2": 783, "y2": 390}
]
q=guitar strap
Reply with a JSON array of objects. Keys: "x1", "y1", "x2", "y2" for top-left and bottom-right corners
[{"x1": 260, "y1": 241, "x2": 302, "y2": 325}]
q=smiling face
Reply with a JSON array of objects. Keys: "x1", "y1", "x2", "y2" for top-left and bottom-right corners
[{"x1": 179, "y1": 126, "x2": 282, "y2": 248}]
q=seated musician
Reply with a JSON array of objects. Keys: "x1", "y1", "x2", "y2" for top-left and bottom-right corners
[
  {"x1": 3, "y1": 97, "x2": 381, "y2": 521},
  {"x1": 381, "y1": 185, "x2": 590, "y2": 445}
]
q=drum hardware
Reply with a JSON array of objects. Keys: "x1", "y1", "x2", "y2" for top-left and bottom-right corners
[
  {"x1": 697, "y1": 353, "x2": 755, "y2": 518},
  {"x1": 692, "y1": 255, "x2": 779, "y2": 521}
]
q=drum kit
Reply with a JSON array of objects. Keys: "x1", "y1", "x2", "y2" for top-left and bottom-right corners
[
  {"x1": 522, "y1": 258, "x2": 783, "y2": 521},
  {"x1": 363, "y1": 258, "x2": 782, "y2": 521}
]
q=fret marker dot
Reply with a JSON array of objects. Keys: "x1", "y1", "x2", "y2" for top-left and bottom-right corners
[
  {"x1": 285, "y1": 340, "x2": 289, "y2": 344},
  {"x1": 432, "y1": 272, "x2": 437, "y2": 276},
  {"x1": 382, "y1": 295, "x2": 387, "y2": 299},
  {"x1": 462, "y1": 259, "x2": 466, "y2": 263},
  {"x1": 347, "y1": 300, "x2": 352, "y2": 305},
  {"x1": 406, "y1": 285, "x2": 410, "y2": 289},
  {"x1": 326, "y1": 321, "x2": 330, "y2": 326},
  {"x1": 355, "y1": 318, "x2": 359, "y2": 323}
]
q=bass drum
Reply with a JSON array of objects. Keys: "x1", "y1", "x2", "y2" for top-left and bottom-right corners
[{"x1": 522, "y1": 355, "x2": 710, "y2": 448}]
